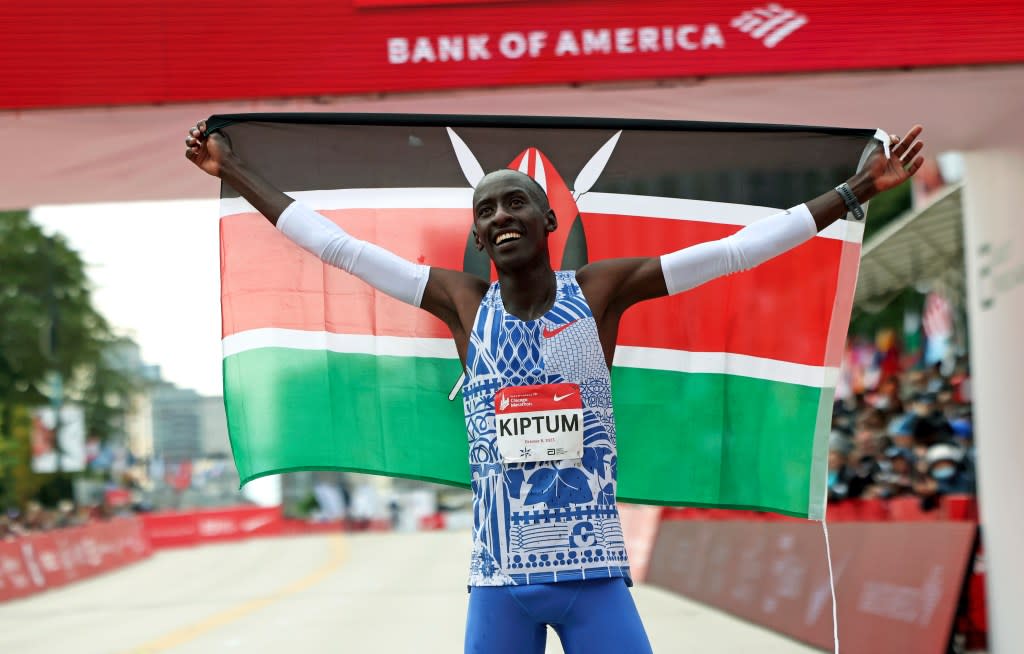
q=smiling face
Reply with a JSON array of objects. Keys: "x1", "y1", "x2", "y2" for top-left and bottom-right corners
[{"x1": 472, "y1": 169, "x2": 557, "y2": 272}]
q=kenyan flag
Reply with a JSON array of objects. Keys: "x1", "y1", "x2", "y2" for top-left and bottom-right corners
[{"x1": 211, "y1": 114, "x2": 876, "y2": 520}]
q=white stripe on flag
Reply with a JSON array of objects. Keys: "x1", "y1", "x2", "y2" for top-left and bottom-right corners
[
  {"x1": 222, "y1": 328, "x2": 459, "y2": 359},
  {"x1": 614, "y1": 346, "x2": 840, "y2": 389},
  {"x1": 223, "y1": 328, "x2": 838, "y2": 388},
  {"x1": 577, "y1": 193, "x2": 863, "y2": 243},
  {"x1": 219, "y1": 188, "x2": 474, "y2": 217},
  {"x1": 219, "y1": 188, "x2": 863, "y2": 243}
]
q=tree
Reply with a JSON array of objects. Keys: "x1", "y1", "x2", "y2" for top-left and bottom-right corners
[{"x1": 0, "y1": 211, "x2": 139, "y2": 505}]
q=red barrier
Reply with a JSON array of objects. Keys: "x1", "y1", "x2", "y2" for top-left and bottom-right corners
[
  {"x1": 648, "y1": 520, "x2": 976, "y2": 654},
  {"x1": 140, "y1": 506, "x2": 285, "y2": 548},
  {"x1": 660, "y1": 495, "x2": 978, "y2": 523},
  {"x1": 618, "y1": 504, "x2": 662, "y2": 583},
  {"x1": 0, "y1": 518, "x2": 151, "y2": 603}
]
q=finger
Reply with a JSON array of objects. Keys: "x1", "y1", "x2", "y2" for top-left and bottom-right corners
[
  {"x1": 901, "y1": 142, "x2": 925, "y2": 169},
  {"x1": 893, "y1": 125, "x2": 923, "y2": 157},
  {"x1": 905, "y1": 156, "x2": 924, "y2": 177},
  {"x1": 186, "y1": 148, "x2": 195, "y2": 160},
  {"x1": 892, "y1": 137, "x2": 910, "y2": 158},
  {"x1": 197, "y1": 120, "x2": 207, "y2": 137},
  {"x1": 901, "y1": 141, "x2": 924, "y2": 165}
]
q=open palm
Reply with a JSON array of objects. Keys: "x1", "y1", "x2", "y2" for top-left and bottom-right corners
[{"x1": 866, "y1": 125, "x2": 925, "y2": 194}]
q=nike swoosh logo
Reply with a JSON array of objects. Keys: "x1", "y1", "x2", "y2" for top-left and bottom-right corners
[
  {"x1": 553, "y1": 393, "x2": 575, "y2": 402},
  {"x1": 542, "y1": 320, "x2": 578, "y2": 338}
]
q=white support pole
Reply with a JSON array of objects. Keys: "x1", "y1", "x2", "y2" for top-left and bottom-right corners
[{"x1": 962, "y1": 149, "x2": 1024, "y2": 653}]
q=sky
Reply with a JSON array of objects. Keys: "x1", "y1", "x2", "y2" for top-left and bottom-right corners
[{"x1": 31, "y1": 199, "x2": 224, "y2": 397}]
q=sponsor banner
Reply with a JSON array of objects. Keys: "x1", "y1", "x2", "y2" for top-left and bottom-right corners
[
  {"x1": 140, "y1": 506, "x2": 285, "y2": 548},
  {"x1": 3, "y1": 1, "x2": 1024, "y2": 108},
  {"x1": 647, "y1": 520, "x2": 977, "y2": 654},
  {"x1": 30, "y1": 405, "x2": 86, "y2": 473},
  {"x1": 0, "y1": 518, "x2": 151, "y2": 603}
]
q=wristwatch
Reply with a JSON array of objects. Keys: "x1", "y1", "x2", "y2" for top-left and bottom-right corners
[{"x1": 834, "y1": 182, "x2": 865, "y2": 221}]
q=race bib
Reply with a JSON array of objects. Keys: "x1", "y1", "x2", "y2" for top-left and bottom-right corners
[{"x1": 494, "y1": 383, "x2": 584, "y2": 464}]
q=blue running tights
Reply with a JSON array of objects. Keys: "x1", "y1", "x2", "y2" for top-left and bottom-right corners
[{"x1": 464, "y1": 578, "x2": 653, "y2": 654}]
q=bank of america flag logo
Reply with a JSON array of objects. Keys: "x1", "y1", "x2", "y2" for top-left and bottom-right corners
[{"x1": 731, "y1": 4, "x2": 807, "y2": 48}]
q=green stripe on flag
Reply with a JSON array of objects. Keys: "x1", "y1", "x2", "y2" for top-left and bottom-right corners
[
  {"x1": 225, "y1": 347, "x2": 829, "y2": 518},
  {"x1": 612, "y1": 367, "x2": 830, "y2": 518},
  {"x1": 223, "y1": 347, "x2": 468, "y2": 488}
]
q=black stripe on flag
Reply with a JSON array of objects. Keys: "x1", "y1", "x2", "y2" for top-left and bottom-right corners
[{"x1": 209, "y1": 113, "x2": 875, "y2": 209}]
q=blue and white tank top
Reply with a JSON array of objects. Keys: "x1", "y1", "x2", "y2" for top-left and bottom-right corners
[{"x1": 463, "y1": 271, "x2": 631, "y2": 587}]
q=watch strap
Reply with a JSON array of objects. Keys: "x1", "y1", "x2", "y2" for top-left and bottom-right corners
[{"x1": 835, "y1": 182, "x2": 865, "y2": 221}]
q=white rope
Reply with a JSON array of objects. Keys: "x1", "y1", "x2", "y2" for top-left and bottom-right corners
[{"x1": 822, "y1": 518, "x2": 839, "y2": 653}]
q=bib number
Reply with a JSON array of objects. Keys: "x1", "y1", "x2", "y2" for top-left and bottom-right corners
[{"x1": 494, "y1": 383, "x2": 584, "y2": 463}]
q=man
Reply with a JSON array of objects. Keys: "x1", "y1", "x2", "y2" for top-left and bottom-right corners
[{"x1": 186, "y1": 120, "x2": 923, "y2": 653}]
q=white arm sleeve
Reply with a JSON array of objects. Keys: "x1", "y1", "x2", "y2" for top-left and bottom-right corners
[
  {"x1": 660, "y1": 203, "x2": 817, "y2": 295},
  {"x1": 276, "y1": 200, "x2": 430, "y2": 307}
]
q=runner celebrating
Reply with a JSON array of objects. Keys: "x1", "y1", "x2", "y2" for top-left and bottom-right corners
[{"x1": 186, "y1": 120, "x2": 923, "y2": 654}]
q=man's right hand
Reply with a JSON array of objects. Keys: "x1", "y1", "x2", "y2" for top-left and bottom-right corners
[{"x1": 185, "y1": 120, "x2": 232, "y2": 178}]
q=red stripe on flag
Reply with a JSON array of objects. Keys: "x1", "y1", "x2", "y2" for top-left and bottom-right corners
[
  {"x1": 581, "y1": 213, "x2": 852, "y2": 366},
  {"x1": 221, "y1": 209, "x2": 469, "y2": 339}
]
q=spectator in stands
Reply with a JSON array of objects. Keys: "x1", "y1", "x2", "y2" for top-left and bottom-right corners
[
  {"x1": 54, "y1": 500, "x2": 75, "y2": 529},
  {"x1": 951, "y1": 416, "x2": 975, "y2": 474},
  {"x1": 866, "y1": 447, "x2": 918, "y2": 499},
  {"x1": 827, "y1": 430, "x2": 856, "y2": 500},
  {"x1": 827, "y1": 447, "x2": 854, "y2": 502},
  {"x1": 22, "y1": 501, "x2": 49, "y2": 531},
  {"x1": 914, "y1": 443, "x2": 975, "y2": 498},
  {"x1": 910, "y1": 392, "x2": 953, "y2": 446},
  {"x1": 950, "y1": 358, "x2": 972, "y2": 404},
  {"x1": 904, "y1": 369, "x2": 929, "y2": 400},
  {"x1": 887, "y1": 413, "x2": 917, "y2": 450},
  {"x1": 845, "y1": 429, "x2": 882, "y2": 498},
  {"x1": 870, "y1": 375, "x2": 904, "y2": 414}
]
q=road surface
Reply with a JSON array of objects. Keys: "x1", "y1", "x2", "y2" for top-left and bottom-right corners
[{"x1": 0, "y1": 530, "x2": 820, "y2": 653}]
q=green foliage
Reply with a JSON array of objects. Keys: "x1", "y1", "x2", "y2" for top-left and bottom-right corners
[
  {"x1": 864, "y1": 180, "x2": 912, "y2": 241},
  {"x1": 0, "y1": 211, "x2": 108, "y2": 405},
  {"x1": 0, "y1": 211, "x2": 141, "y2": 502},
  {"x1": 0, "y1": 406, "x2": 46, "y2": 508}
]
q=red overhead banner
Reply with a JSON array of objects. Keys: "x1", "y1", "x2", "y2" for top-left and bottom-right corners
[{"x1": 3, "y1": 1, "x2": 1024, "y2": 109}]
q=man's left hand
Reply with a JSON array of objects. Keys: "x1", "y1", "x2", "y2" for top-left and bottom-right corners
[{"x1": 865, "y1": 125, "x2": 925, "y2": 194}]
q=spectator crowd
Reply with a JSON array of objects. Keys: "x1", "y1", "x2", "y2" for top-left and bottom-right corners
[
  {"x1": 0, "y1": 500, "x2": 99, "y2": 541},
  {"x1": 829, "y1": 346, "x2": 975, "y2": 507}
]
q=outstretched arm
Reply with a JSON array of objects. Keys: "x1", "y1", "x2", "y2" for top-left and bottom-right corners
[
  {"x1": 579, "y1": 125, "x2": 925, "y2": 319},
  {"x1": 184, "y1": 121, "x2": 486, "y2": 346}
]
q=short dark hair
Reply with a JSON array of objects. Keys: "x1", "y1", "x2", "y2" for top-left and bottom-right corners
[{"x1": 473, "y1": 169, "x2": 551, "y2": 214}]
